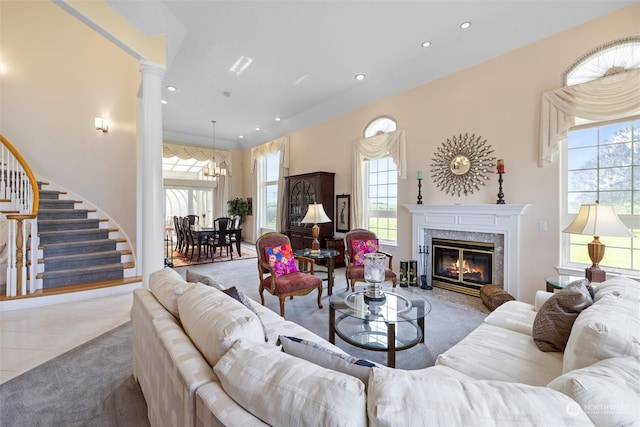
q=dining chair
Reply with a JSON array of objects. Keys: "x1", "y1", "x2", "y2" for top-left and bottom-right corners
[
  {"x1": 182, "y1": 216, "x2": 196, "y2": 259},
  {"x1": 256, "y1": 232, "x2": 323, "y2": 318},
  {"x1": 210, "y1": 217, "x2": 234, "y2": 259},
  {"x1": 343, "y1": 228, "x2": 397, "y2": 292}
]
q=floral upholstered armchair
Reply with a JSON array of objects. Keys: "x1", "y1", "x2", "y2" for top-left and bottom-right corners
[
  {"x1": 343, "y1": 228, "x2": 397, "y2": 292},
  {"x1": 256, "y1": 232, "x2": 323, "y2": 318}
]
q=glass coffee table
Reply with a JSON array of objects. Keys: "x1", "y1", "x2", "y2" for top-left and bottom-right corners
[{"x1": 329, "y1": 288, "x2": 431, "y2": 368}]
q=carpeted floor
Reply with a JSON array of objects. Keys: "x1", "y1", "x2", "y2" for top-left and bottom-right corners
[{"x1": 0, "y1": 322, "x2": 149, "y2": 427}]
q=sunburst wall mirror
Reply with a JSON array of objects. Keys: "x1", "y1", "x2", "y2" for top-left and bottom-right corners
[{"x1": 431, "y1": 133, "x2": 496, "y2": 197}]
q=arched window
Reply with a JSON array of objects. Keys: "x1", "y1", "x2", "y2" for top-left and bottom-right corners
[
  {"x1": 362, "y1": 117, "x2": 398, "y2": 243},
  {"x1": 562, "y1": 37, "x2": 640, "y2": 275}
]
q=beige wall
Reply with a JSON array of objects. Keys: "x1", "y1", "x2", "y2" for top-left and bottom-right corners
[
  {"x1": 1, "y1": 1, "x2": 140, "y2": 252},
  {"x1": 275, "y1": 4, "x2": 640, "y2": 303}
]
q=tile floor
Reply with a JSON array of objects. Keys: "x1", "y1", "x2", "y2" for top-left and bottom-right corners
[{"x1": 0, "y1": 292, "x2": 133, "y2": 384}]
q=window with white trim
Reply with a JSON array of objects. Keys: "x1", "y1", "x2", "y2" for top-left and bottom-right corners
[
  {"x1": 258, "y1": 152, "x2": 279, "y2": 230},
  {"x1": 363, "y1": 117, "x2": 398, "y2": 243}
]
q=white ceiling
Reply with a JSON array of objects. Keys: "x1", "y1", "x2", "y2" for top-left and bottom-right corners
[{"x1": 106, "y1": 0, "x2": 635, "y2": 151}]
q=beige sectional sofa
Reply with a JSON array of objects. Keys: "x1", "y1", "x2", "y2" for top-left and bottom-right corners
[{"x1": 132, "y1": 268, "x2": 639, "y2": 426}]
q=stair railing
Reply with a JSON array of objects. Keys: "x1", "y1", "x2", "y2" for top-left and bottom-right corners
[{"x1": 0, "y1": 134, "x2": 39, "y2": 297}]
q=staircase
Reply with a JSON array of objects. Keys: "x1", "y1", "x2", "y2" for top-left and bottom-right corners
[{"x1": 35, "y1": 183, "x2": 134, "y2": 288}]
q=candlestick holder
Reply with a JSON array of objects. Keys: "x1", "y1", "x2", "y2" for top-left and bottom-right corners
[
  {"x1": 496, "y1": 172, "x2": 505, "y2": 204},
  {"x1": 417, "y1": 178, "x2": 423, "y2": 204}
]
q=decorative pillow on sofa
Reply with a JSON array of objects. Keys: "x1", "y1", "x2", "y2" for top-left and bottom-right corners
[
  {"x1": 223, "y1": 286, "x2": 268, "y2": 342},
  {"x1": 352, "y1": 239, "x2": 379, "y2": 266},
  {"x1": 148, "y1": 267, "x2": 196, "y2": 318},
  {"x1": 177, "y1": 284, "x2": 265, "y2": 366},
  {"x1": 185, "y1": 269, "x2": 222, "y2": 289},
  {"x1": 532, "y1": 279, "x2": 593, "y2": 352},
  {"x1": 214, "y1": 340, "x2": 367, "y2": 427},
  {"x1": 264, "y1": 243, "x2": 298, "y2": 277},
  {"x1": 277, "y1": 335, "x2": 377, "y2": 386},
  {"x1": 548, "y1": 356, "x2": 640, "y2": 427},
  {"x1": 366, "y1": 367, "x2": 593, "y2": 427},
  {"x1": 563, "y1": 294, "x2": 640, "y2": 373}
]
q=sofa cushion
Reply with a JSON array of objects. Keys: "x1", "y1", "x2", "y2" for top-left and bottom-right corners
[
  {"x1": 436, "y1": 323, "x2": 563, "y2": 386},
  {"x1": 214, "y1": 340, "x2": 367, "y2": 427},
  {"x1": 149, "y1": 267, "x2": 196, "y2": 318},
  {"x1": 278, "y1": 335, "x2": 376, "y2": 386},
  {"x1": 593, "y1": 275, "x2": 640, "y2": 302},
  {"x1": 185, "y1": 269, "x2": 222, "y2": 289},
  {"x1": 264, "y1": 243, "x2": 298, "y2": 277},
  {"x1": 222, "y1": 286, "x2": 268, "y2": 342},
  {"x1": 563, "y1": 294, "x2": 640, "y2": 373},
  {"x1": 177, "y1": 284, "x2": 265, "y2": 366},
  {"x1": 532, "y1": 280, "x2": 593, "y2": 352},
  {"x1": 366, "y1": 367, "x2": 594, "y2": 427},
  {"x1": 548, "y1": 356, "x2": 640, "y2": 427},
  {"x1": 482, "y1": 300, "x2": 537, "y2": 336}
]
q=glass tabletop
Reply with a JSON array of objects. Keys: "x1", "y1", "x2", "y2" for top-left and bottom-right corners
[
  {"x1": 330, "y1": 288, "x2": 431, "y2": 323},
  {"x1": 294, "y1": 248, "x2": 339, "y2": 260}
]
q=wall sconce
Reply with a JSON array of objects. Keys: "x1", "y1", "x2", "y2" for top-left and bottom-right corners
[{"x1": 95, "y1": 118, "x2": 109, "y2": 133}]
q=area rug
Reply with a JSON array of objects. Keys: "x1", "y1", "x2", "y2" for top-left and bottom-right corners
[
  {"x1": 178, "y1": 258, "x2": 489, "y2": 370},
  {"x1": 0, "y1": 322, "x2": 149, "y2": 427},
  {"x1": 170, "y1": 245, "x2": 257, "y2": 267}
]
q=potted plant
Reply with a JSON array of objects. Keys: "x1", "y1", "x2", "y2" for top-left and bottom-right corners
[{"x1": 227, "y1": 197, "x2": 250, "y2": 225}]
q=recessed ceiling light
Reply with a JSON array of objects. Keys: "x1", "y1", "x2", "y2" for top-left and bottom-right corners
[
  {"x1": 166, "y1": 85, "x2": 177, "y2": 91},
  {"x1": 422, "y1": 41, "x2": 432, "y2": 48},
  {"x1": 239, "y1": 135, "x2": 244, "y2": 139},
  {"x1": 460, "y1": 21, "x2": 471, "y2": 29},
  {"x1": 354, "y1": 74, "x2": 366, "y2": 81},
  {"x1": 255, "y1": 127, "x2": 260, "y2": 131},
  {"x1": 275, "y1": 116, "x2": 281, "y2": 121},
  {"x1": 161, "y1": 99, "x2": 168, "y2": 105}
]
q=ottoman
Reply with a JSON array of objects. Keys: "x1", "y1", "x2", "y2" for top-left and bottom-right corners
[{"x1": 480, "y1": 284, "x2": 515, "y2": 311}]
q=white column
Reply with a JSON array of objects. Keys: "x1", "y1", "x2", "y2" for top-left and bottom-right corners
[{"x1": 139, "y1": 60, "x2": 165, "y2": 286}]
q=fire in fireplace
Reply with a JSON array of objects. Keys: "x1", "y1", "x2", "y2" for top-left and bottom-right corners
[{"x1": 432, "y1": 238, "x2": 494, "y2": 296}]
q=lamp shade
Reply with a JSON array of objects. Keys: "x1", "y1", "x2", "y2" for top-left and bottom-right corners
[
  {"x1": 563, "y1": 202, "x2": 633, "y2": 238},
  {"x1": 301, "y1": 203, "x2": 331, "y2": 224}
]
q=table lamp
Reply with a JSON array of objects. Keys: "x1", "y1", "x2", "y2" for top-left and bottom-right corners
[
  {"x1": 301, "y1": 203, "x2": 332, "y2": 253},
  {"x1": 562, "y1": 200, "x2": 633, "y2": 282}
]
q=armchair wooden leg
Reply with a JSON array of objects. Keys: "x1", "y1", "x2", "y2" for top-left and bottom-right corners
[
  {"x1": 279, "y1": 298, "x2": 285, "y2": 318},
  {"x1": 259, "y1": 285, "x2": 265, "y2": 306},
  {"x1": 317, "y1": 286, "x2": 323, "y2": 309}
]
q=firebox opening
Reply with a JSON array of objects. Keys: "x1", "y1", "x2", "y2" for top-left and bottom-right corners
[{"x1": 432, "y1": 238, "x2": 494, "y2": 297}]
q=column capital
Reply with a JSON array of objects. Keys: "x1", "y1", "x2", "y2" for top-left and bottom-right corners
[{"x1": 139, "y1": 59, "x2": 166, "y2": 77}]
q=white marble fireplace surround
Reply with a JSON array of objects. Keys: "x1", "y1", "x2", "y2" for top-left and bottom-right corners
[{"x1": 405, "y1": 204, "x2": 530, "y2": 299}]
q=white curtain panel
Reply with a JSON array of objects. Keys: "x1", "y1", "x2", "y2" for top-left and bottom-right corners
[
  {"x1": 539, "y1": 68, "x2": 640, "y2": 167},
  {"x1": 351, "y1": 129, "x2": 407, "y2": 229}
]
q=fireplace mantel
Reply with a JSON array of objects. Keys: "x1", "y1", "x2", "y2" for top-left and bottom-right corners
[{"x1": 405, "y1": 204, "x2": 530, "y2": 298}]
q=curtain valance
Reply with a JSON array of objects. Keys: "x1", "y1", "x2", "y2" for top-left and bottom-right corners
[
  {"x1": 539, "y1": 68, "x2": 640, "y2": 167},
  {"x1": 163, "y1": 141, "x2": 233, "y2": 175},
  {"x1": 250, "y1": 136, "x2": 290, "y2": 173}
]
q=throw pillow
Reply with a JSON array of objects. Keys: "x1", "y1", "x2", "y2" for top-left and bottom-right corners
[
  {"x1": 532, "y1": 279, "x2": 593, "y2": 352},
  {"x1": 185, "y1": 269, "x2": 223, "y2": 289},
  {"x1": 148, "y1": 267, "x2": 196, "y2": 318},
  {"x1": 548, "y1": 356, "x2": 640, "y2": 427},
  {"x1": 223, "y1": 286, "x2": 268, "y2": 342},
  {"x1": 264, "y1": 243, "x2": 298, "y2": 277},
  {"x1": 352, "y1": 239, "x2": 379, "y2": 266},
  {"x1": 277, "y1": 335, "x2": 376, "y2": 386},
  {"x1": 214, "y1": 341, "x2": 367, "y2": 427},
  {"x1": 177, "y1": 284, "x2": 265, "y2": 366},
  {"x1": 563, "y1": 294, "x2": 640, "y2": 373}
]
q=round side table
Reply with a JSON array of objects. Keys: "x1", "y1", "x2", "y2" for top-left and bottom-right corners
[{"x1": 545, "y1": 275, "x2": 584, "y2": 292}]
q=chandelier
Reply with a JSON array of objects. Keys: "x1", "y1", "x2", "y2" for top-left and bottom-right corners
[{"x1": 203, "y1": 120, "x2": 227, "y2": 178}]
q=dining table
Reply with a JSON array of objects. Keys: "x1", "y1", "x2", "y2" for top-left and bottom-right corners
[{"x1": 191, "y1": 225, "x2": 243, "y2": 260}]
